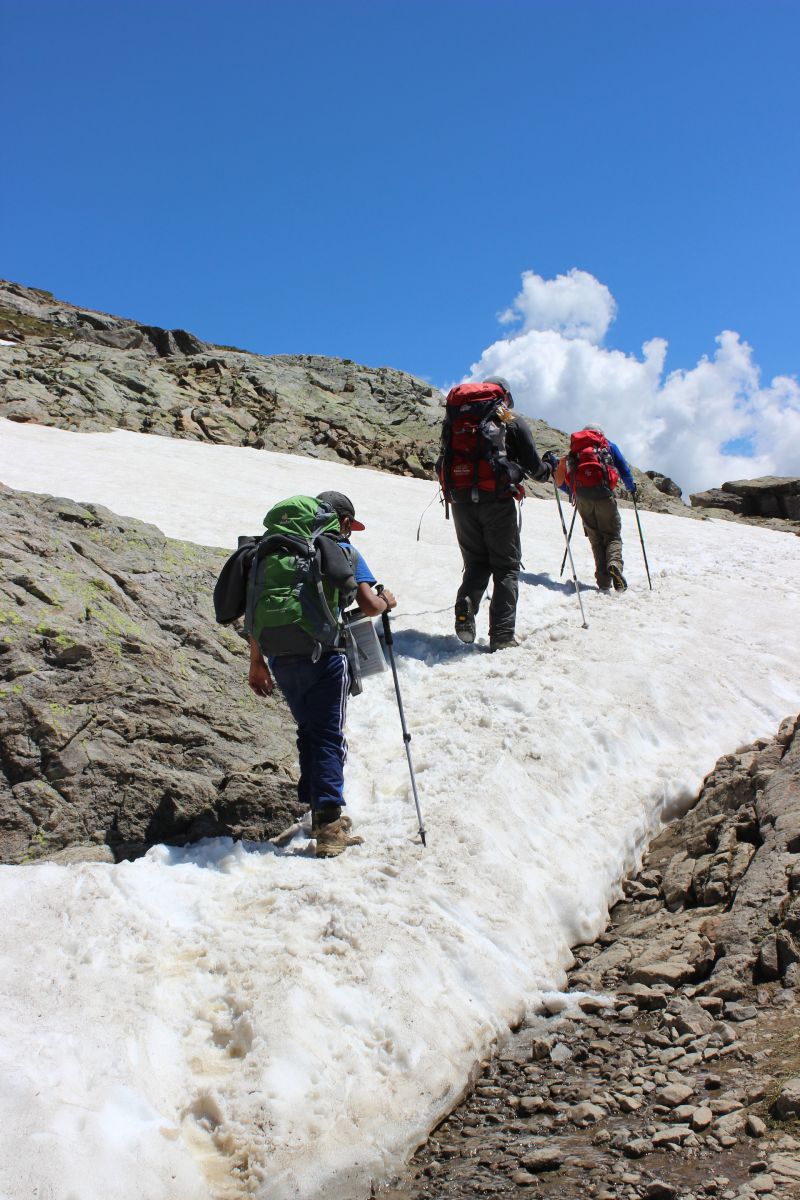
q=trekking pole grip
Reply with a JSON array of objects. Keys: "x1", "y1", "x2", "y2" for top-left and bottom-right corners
[{"x1": 376, "y1": 584, "x2": 394, "y2": 644}]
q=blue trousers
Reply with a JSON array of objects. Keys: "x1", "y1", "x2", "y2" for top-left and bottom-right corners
[{"x1": 270, "y1": 651, "x2": 350, "y2": 811}]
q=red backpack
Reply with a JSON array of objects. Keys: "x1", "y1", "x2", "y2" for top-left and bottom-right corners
[
  {"x1": 568, "y1": 428, "x2": 619, "y2": 493},
  {"x1": 437, "y1": 382, "x2": 524, "y2": 502}
]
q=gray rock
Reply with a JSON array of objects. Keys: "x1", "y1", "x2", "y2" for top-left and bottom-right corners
[
  {"x1": 645, "y1": 471, "x2": 682, "y2": 499},
  {"x1": 690, "y1": 476, "x2": 800, "y2": 528},
  {"x1": 656, "y1": 1082, "x2": 694, "y2": 1107},
  {"x1": 0, "y1": 486, "x2": 301, "y2": 862},
  {"x1": 622, "y1": 1137, "x2": 652, "y2": 1158},
  {"x1": 643, "y1": 1183, "x2": 678, "y2": 1200},
  {"x1": 690, "y1": 487, "x2": 746, "y2": 514},
  {"x1": 652, "y1": 1124, "x2": 693, "y2": 1146},
  {"x1": 569, "y1": 1101, "x2": 605, "y2": 1124},
  {"x1": 629, "y1": 959, "x2": 694, "y2": 987},
  {"x1": 771, "y1": 1077, "x2": 800, "y2": 1120},
  {"x1": 38, "y1": 843, "x2": 115, "y2": 865},
  {"x1": 692, "y1": 1105, "x2": 714, "y2": 1131},
  {"x1": 519, "y1": 1147, "x2": 563, "y2": 1172},
  {"x1": 724, "y1": 1002, "x2": 758, "y2": 1022}
]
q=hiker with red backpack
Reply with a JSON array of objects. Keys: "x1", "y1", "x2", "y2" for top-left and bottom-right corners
[
  {"x1": 546, "y1": 426, "x2": 636, "y2": 592},
  {"x1": 437, "y1": 376, "x2": 553, "y2": 651}
]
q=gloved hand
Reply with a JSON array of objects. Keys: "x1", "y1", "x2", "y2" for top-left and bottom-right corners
[
  {"x1": 542, "y1": 450, "x2": 559, "y2": 470},
  {"x1": 629, "y1": 482, "x2": 637, "y2": 497}
]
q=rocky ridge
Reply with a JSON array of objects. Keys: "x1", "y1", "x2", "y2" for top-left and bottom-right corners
[
  {"x1": 388, "y1": 715, "x2": 800, "y2": 1200},
  {"x1": 690, "y1": 480, "x2": 800, "y2": 535},
  {"x1": 0, "y1": 280, "x2": 446, "y2": 483},
  {"x1": 0, "y1": 483, "x2": 301, "y2": 864},
  {"x1": 0, "y1": 279, "x2": 686, "y2": 516}
]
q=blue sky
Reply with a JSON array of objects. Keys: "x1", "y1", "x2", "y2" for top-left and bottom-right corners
[{"x1": 2, "y1": 1, "x2": 799, "y2": 488}]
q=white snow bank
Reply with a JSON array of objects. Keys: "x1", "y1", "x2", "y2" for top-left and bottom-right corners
[{"x1": 1, "y1": 419, "x2": 799, "y2": 1199}]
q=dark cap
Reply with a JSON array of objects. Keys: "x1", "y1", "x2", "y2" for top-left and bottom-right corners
[
  {"x1": 483, "y1": 375, "x2": 514, "y2": 407},
  {"x1": 316, "y1": 490, "x2": 365, "y2": 531}
]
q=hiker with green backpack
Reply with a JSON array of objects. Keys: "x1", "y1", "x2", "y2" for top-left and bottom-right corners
[{"x1": 244, "y1": 491, "x2": 396, "y2": 858}]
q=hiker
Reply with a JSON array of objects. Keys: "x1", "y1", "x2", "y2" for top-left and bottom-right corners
[
  {"x1": 546, "y1": 425, "x2": 636, "y2": 592},
  {"x1": 437, "y1": 375, "x2": 552, "y2": 651},
  {"x1": 246, "y1": 490, "x2": 397, "y2": 857}
]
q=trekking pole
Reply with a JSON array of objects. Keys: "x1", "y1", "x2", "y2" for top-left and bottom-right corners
[
  {"x1": 559, "y1": 509, "x2": 577, "y2": 577},
  {"x1": 632, "y1": 496, "x2": 653, "y2": 590},
  {"x1": 551, "y1": 481, "x2": 588, "y2": 629},
  {"x1": 378, "y1": 595, "x2": 427, "y2": 846},
  {"x1": 416, "y1": 490, "x2": 439, "y2": 541}
]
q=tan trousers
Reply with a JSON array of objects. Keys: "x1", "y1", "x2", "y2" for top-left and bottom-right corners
[{"x1": 576, "y1": 494, "x2": 623, "y2": 589}]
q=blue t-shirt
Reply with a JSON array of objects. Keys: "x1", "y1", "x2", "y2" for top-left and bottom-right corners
[{"x1": 343, "y1": 541, "x2": 376, "y2": 587}]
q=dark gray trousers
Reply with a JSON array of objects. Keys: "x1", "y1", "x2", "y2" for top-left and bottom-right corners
[
  {"x1": 576, "y1": 494, "x2": 623, "y2": 589},
  {"x1": 452, "y1": 498, "x2": 521, "y2": 641}
]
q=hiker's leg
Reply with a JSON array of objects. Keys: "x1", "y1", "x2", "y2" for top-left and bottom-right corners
[
  {"x1": 270, "y1": 655, "x2": 313, "y2": 806},
  {"x1": 270, "y1": 654, "x2": 349, "y2": 810},
  {"x1": 597, "y1": 497, "x2": 623, "y2": 571},
  {"x1": 484, "y1": 500, "x2": 522, "y2": 643},
  {"x1": 577, "y1": 497, "x2": 611, "y2": 588},
  {"x1": 452, "y1": 503, "x2": 492, "y2": 613},
  {"x1": 302, "y1": 653, "x2": 350, "y2": 810}
]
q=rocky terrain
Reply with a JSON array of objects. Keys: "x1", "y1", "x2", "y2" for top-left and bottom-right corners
[
  {"x1": 387, "y1": 715, "x2": 800, "y2": 1200},
  {"x1": 0, "y1": 483, "x2": 302, "y2": 864},
  {"x1": 690, "y1": 480, "x2": 800, "y2": 535},
  {"x1": 0, "y1": 279, "x2": 687, "y2": 516},
  {"x1": 2, "y1": 282, "x2": 799, "y2": 1193},
  {"x1": 0, "y1": 280, "x2": 446, "y2": 483}
]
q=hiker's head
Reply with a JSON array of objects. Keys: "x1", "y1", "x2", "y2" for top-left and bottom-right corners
[
  {"x1": 317, "y1": 490, "x2": 365, "y2": 533},
  {"x1": 584, "y1": 423, "x2": 604, "y2": 434},
  {"x1": 483, "y1": 375, "x2": 514, "y2": 408}
]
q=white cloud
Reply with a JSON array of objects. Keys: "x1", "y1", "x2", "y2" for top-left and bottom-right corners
[
  {"x1": 470, "y1": 271, "x2": 800, "y2": 496},
  {"x1": 498, "y1": 268, "x2": 616, "y2": 344}
]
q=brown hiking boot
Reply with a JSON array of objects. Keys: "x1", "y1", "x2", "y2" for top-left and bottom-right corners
[
  {"x1": 312, "y1": 811, "x2": 364, "y2": 858},
  {"x1": 489, "y1": 636, "x2": 519, "y2": 652},
  {"x1": 609, "y1": 563, "x2": 627, "y2": 592}
]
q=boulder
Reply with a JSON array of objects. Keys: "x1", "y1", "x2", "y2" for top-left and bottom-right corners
[
  {"x1": 771, "y1": 1077, "x2": 800, "y2": 1120},
  {"x1": 645, "y1": 470, "x2": 682, "y2": 499},
  {"x1": 691, "y1": 476, "x2": 800, "y2": 523},
  {"x1": 0, "y1": 485, "x2": 300, "y2": 863}
]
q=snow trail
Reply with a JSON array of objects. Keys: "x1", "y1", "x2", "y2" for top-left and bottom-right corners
[{"x1": 1, "y1": 420, "x2": 798, "y2": 1199}]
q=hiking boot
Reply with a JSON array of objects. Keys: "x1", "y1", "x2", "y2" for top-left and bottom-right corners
[
  {"x1": 609, "y1": 564, "x2": 627, "y2": 592},
  {"x1": 312, "y1": 810, "x2": 364, "y2": 858},
  {"x1": 489, "y1": 637, "x2": 519, "y2": 653},
  {"x1": 311, "y1": 803, "x2": 343, "y2": 830},
  {"x1": 454, "y1": 597, "x2": 476, "y2": 644}
]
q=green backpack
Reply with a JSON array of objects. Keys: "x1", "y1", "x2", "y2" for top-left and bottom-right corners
[{"x1": 245, "y1": 495, "x2": 357, "y2": 660}]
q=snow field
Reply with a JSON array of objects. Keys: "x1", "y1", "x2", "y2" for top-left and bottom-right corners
[{"x1": 0, "y1": 419, "x2": 799, "y2": 1200}]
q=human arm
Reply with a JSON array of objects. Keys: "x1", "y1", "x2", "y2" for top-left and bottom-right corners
[
  {"x1": 609, "y1": 442, "x2": 636, "y2": 494},
  {"x1": 355, "y1": 582, "x2": 397, "y2": 617},
  {"x1": 248, "y1": 636, "x2": 274, "y2": 696},
  {"x1": 344, "y1": 545, "x2": 397, "y2": 616},
  {"x1": 507, "y1": 417, "x2": 551, "y2": 482}
]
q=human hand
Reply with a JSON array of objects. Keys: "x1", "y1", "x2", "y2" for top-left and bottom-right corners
[
  {"x1": 378, "y1": 588, "x2": 397, "y2": 611},
  {"x1": 542, "y1": 451, "x2": 559, "y2": 469},
  {"x1": 248, "y1": 658, "x2": 274, "y2": 696}
]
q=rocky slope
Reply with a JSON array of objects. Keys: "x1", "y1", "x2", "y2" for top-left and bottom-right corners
[
  {"x1": 0, "y1": 280, "x2": 444, "y2": 481},
  {"x1": 0, "y1": 279, "x2": 685, "y2": 515},
  {"x1": 690, "y1": 479, "x2": 800, "y2": 535},
  {"x1": 388, "y1": 715, "x2": 800, "y2": 1200},
  {"x1": 0, "y1": 483, "x2": 301, "y2": 864}
]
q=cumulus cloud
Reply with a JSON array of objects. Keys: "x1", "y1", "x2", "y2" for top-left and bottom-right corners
[
  {"x1": 469, "y1": 271, "x2": 800, "y2": 496},
  {"x1": 498, "y1": 268, "x2": 617, "y2": 344}
]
